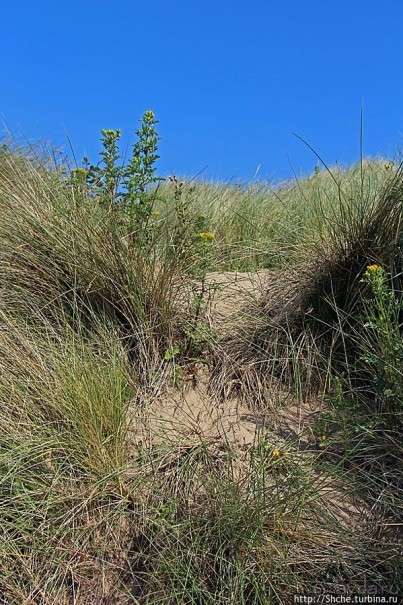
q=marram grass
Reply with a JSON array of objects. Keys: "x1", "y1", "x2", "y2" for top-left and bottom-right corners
[{"x1": 0, "y1": 143, "x2": 401, "y2": 603}]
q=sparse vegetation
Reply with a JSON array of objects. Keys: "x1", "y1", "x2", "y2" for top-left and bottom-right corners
[{"x1": 0, "y1": 115, "x2": 401, "y2": 603}]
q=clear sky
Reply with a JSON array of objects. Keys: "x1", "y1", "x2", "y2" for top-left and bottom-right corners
[{"x1": 1, "y1": 0, "x2": 402, "y2": 182}]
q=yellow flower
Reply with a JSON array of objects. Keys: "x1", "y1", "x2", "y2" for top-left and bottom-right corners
[
  {"x1": 364, "y1": 264, "x2": 383, "y2": 279},
  {"x1": 273, "y1": 449, "x2": 281, "y2": 458},
  {"x1": 321, "y1": 435, "x2": 326, "y2": 441},
  {"x1": 152, "y1": 211, "x2": 160, "y2": 216},
  {"x1": 366, "y1": 264, "x2": 382, "y2": 273},
  {"x1": 198, "y1": 232, "x2": 215, "y2": 240}
]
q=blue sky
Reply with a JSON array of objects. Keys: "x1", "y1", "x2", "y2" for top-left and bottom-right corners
[{"x1": 1, "y1": 0, "x2": 402, "y2": 182}]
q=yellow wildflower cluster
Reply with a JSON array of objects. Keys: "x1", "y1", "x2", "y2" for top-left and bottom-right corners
[
  {"x1": 197, "y1": 232, "x2": 215, "y2": 240},
  {"x1": 364, "y1": 264, "x2": 383, "y2": 278},
  {"x1": 152, "y1": 211, "x2": 160, "y2": 216}
]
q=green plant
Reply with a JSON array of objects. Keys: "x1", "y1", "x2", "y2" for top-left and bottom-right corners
[
  {"x1": 99, "y1": 128, "x2": 122, "y2": 204},
  {"x1": 360, "y1": 264, "x2": 403, "y2": 418},
  {"x1": 168, "y1": 175, "x2": 194, "y2": 259},
  {"x1": 315, "y1": 264, "x2": 403, "y2": 524},
  {"x1": 321, "y1": 375, "x2": 362, "y2": 450},
  {"x1": 161, "y1": 176, "x2": 218, "y2": 359},
  {"x1": 83, "y1": 128, "x2": 123, "y2": 207},
  {"x1": 123, "y1": 109, "x2": 162, "y2": 239},
  {"x1": 69, "y1": 166, "x2": 89, "y2": 204},
  {"x1": 124, "y1": 110, "x2": 160, "y2": 203},
  {"x1": 77, "y1": 110, "x2": 162, "y2": 242},
  {"x1": 184, "y1": 227, "x2": 216, "y2": 355}
]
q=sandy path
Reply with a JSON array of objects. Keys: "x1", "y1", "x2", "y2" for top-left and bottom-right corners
[{"x1": 126, "y1": 270, "x2": 371, "y2": 533}]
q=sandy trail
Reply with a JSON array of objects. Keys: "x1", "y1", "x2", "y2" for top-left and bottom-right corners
[
  {"x1": 127, "y1": 270, "x2": 370, "y2": 532},
  {"x1": 134, "y1": 270, "x2": 321, "y2": 451}
]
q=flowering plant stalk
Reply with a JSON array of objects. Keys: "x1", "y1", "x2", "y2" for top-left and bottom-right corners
[
  {"x1": 361, "y1": 264, "x2": 402, "y2": 417},
  {"x1": 123, "y1": 110, "x2": 162, "y2": 242}
]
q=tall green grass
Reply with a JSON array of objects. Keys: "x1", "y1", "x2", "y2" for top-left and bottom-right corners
[
  {"x1": 0, "y1": 140, "x2": 401, "y2": 603},
  {"x1": 0, "y1": 316, "x2": 133, "y2": 602},
  {"x1": 210, "y1": 158, "x2": 402, "y2": 556},
  {"x1": 212, "y1": 160, "x2": 402, "y2": 394},
  {"x1": 0, "y1": 146, "x2": 194, "y2": 377},
  {"x1": 155, "y1": 160, "x2": 398, "y2": 270}
]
